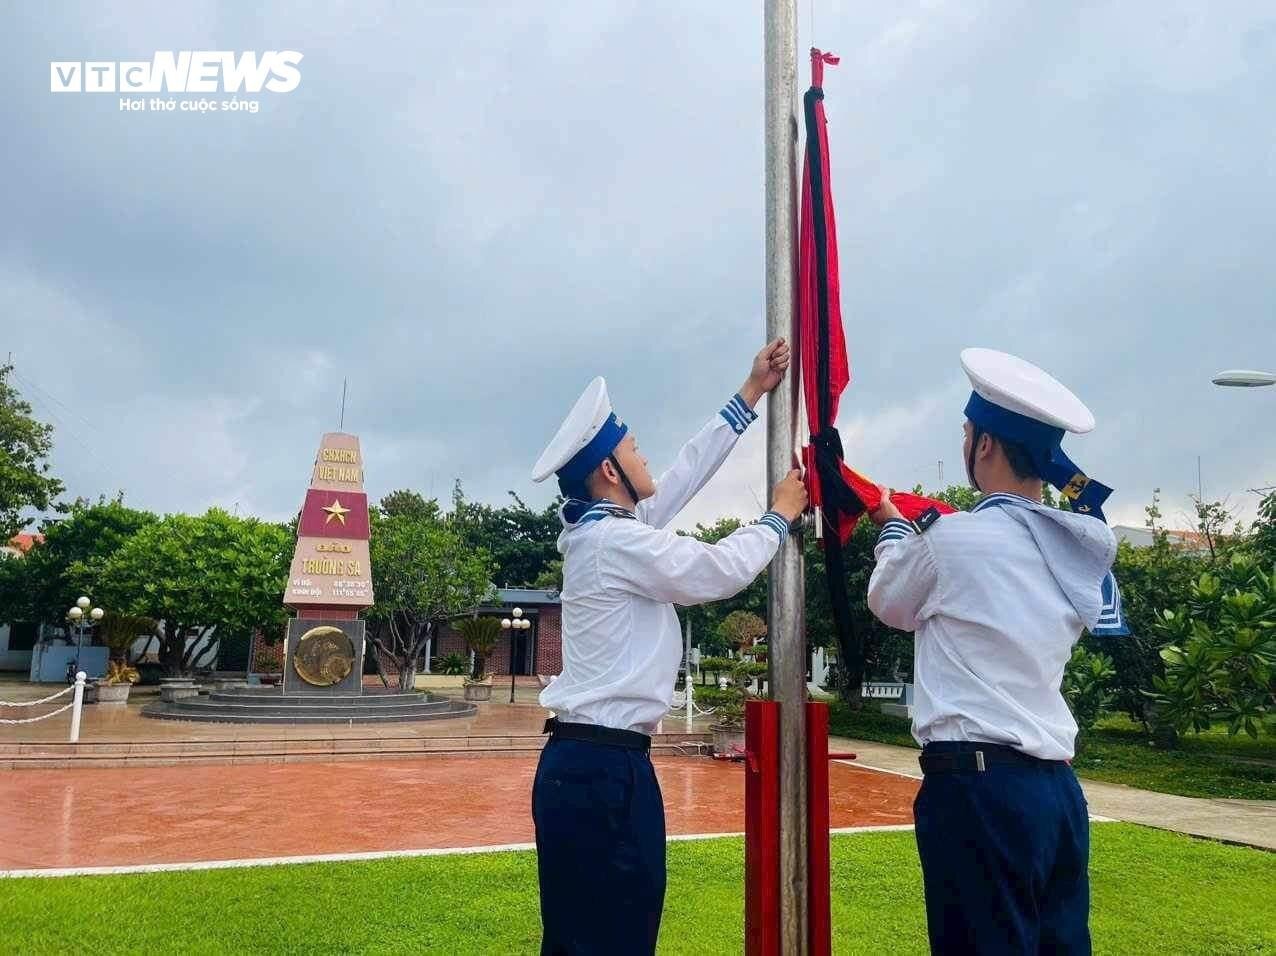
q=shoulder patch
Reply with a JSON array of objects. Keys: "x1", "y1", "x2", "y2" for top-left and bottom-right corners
[{"x1": 915, "y1": 506, "x2": 943, "y2": 534}]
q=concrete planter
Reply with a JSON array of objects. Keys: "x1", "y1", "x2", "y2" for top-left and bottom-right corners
[
  {"x1": 96, "y1": 683, "x2": 132, "y2": 704},
  {"x1": 711, "y1": 724, "x2": 745, "y2": 757},
  {"x1": 159, "y1": 677, "x2": 200, "y2": 703},
  {"x1": 413, "y1": 674, "x2": 466, "y2": 691},
  {"x1": 463, "y1": 681, "x2": 493, "y2": 702}
]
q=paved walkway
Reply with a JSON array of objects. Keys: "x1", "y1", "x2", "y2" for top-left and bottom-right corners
[
  {"x1": 0, "y1": 684, "x2": 571, "y2": 743},
  {"x1": 833, "y1": 736, "x2": 1276, "y2": 851},
  {"x1": 0, "y1": 756, "x2": 918, "y2": 872},
  {"x1": 0, "y1": 685, "x2": 719, "y2": 748}
]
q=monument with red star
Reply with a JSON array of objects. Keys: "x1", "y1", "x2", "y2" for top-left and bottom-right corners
[
  {"x1": 143, "y1": 431, "x2": 475, "y2": 720},
  {"x1": 280, "y1": 432, "x2": 375, "y2": 696}
]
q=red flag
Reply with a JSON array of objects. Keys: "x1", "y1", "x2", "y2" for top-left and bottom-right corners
[{"x1": 797, "y1": 49, "x2": 953, "y2": 541}]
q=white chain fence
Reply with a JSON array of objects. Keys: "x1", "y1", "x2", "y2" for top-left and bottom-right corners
[
  {"x1": 0, "y1": 701, "x2": 75, "y2": 724},
  {"x1": 0, "y1": 674, "x2": 88, "y2": 740},
  {"x1": 0, "y1": 684, "x2": 75, "y2": 708}
]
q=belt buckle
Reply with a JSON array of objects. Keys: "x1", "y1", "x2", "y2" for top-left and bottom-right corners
[{"x1": 975, "y1": 750, "x2": 986, "y2": 772}]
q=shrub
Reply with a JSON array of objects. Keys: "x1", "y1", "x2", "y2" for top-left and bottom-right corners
[
  {"x1": 1062, "y1": 645, "x2": 1115, "y2": 751},
  {"x1": 454, "y1": 617, "x2": 502, "y2": 681},
  {"x1": 432, "y1": 653, "x2": 468, "y2": 676},
  {"x1": 1150, "y1": 558, "x2": 1276, "y2": 739}
]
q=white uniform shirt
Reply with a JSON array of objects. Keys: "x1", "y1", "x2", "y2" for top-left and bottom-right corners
[
  {"x1": 867, "y1": 493, "x2": 1121, "y2": 760},
  {"x1": 539, "y1": 395, "x2": 788, "y2": 734}
]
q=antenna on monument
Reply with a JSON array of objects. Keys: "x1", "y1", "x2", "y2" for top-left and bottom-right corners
[{"x1": 339, "y1": 379, "x2": 348, "y2": 431}]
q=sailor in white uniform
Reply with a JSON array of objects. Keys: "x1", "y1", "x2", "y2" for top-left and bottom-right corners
[
  {"x1": 866, "y1": 348, "x2": 1127, "y2": 956},
  {"x1": 529, "y1": 339, "x2": 807, "y2": 956}
]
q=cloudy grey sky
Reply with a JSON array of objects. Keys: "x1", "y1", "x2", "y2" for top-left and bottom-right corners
[{"x1": 3, "y1": 1, "x2": 1274, "y2": 536}]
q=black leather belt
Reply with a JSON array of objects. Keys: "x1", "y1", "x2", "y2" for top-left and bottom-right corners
[
  {"x1": 919, "y1": 742, "x2": 1066, "y2": 774},
  {"x1": 543, "y1": 716, "x2": 651, "y2": 752}
]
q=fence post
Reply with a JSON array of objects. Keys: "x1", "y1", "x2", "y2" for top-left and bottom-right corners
[{"x1": 69, "y1": 671, "x2": 86, "y2": 743}]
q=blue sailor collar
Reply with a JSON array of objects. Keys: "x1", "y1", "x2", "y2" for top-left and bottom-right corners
[{"x1": 562, "y1": 497, "x2": 637, "y2": 527}]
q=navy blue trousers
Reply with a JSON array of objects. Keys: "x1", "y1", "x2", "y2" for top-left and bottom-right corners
[
  {"x1": 914, "y1": 743, "x2": 1091, "y2": 956},
  {"x1": 532, "y1": 737, "x2": 666, "y2": 956}
]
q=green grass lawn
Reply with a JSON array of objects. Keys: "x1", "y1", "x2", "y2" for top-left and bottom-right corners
[
  {"x1": 828, "y1": 703, "x2": 1276, "y2": 801},
  {"x1": 1073, "y1": 715, "x2": 1276, "y2": 800},
  {"x1": 1, "y1": 825, "x2": 1271, "y2": 955},
  {"x1": 827, "y1": 700, "x2": 920, "y2": 749}
]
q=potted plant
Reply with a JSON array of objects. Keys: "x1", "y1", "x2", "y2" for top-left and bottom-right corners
[
  {"x1": 710, "y1": 662, "x2": 752, "y2": 755},
  {"x1": 456, "y1": 616, "x2": 501, "y2": 702},
  {"x1": 709, "y1": 611, "x2": 768, "y2": 755},
  {"x1": 97, "y1": 660, "x2": 141, "y2": 703},
  {"x1": 95, "y1": 613, "x2": 155, "y2": 704}
]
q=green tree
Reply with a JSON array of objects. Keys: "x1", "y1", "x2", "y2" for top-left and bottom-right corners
[
  {"x1": 97, "y1": 509, "x2": 292, "y2": 676},
  {"x1": 699, "y1": 656, "x2": 734, "y2": 685},
  {"x1": 1062, "y1": 645, "x2": 1116, "y2": 752},
  {"x1": 718, "y1": 610, "x2": 767, "y2": 654},
  {"x1": 812, "y1": 517, "x2": 895, "y2": 704},
  {"x1": 532, "y1": 558, "x2": 563, "y2": 592},
  {"x1": 450, "y1": 482, "x2": 561, "y2": 588},
  {"x1": 97, "y1": 611, "x2": 158, "y2": 664},
  {"x1": 0, "y1": 496, "x2": 158, "y2": 630},
  {"x1": 914, "y1": 483, "x2": 981, "y2": 512},
  {"x1": 1085, "y1": 490, "x2": 1204, "y2": 729},
  {"x1": 679, "y1": 517, "x2": 766, "y2": 660},
  {"x1": 714, "y1": 639, "x2": 768, "y2": 730},
  {"x1": 368, "y1": 508, "x2": 494, "y2": 690},
  {"x1": 0, "y1": 364, "x2": 65, "y2": 539},
  {"x1": 1191, "y1": 495, "x2": 1243, "y2": 563},
  {"x1": 1150, "y1": 556, "x2": 1276, "y2": 739},
  {"x1": 454, "y1": 616, "x2": 502, "y2": 681},
  {"x1": 1250, "y1": 491, "x2": 1276, "y2": 566},
  {"x1": 0, "y1": 553, "x2": 30, "y2": 626},
  {"x1": 378, "y1": 489, "x2": 442, "y2": 522}
]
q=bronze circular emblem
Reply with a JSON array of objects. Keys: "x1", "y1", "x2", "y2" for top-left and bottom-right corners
[{"x1": 293, "y1": 626, "x2": 355, "y2": 687}]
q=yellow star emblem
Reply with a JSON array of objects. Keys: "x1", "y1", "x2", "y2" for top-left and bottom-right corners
[{"x1": 322, "y1": 498, "x2": 351, "y2": 525}]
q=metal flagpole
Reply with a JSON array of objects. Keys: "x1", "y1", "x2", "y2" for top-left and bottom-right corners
[{"x1": 764, "y1": 0, "x2": 808, "y2": 951}]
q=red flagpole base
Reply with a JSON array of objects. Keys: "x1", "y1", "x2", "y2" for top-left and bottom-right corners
[
  {"x1": 744, "y1": 699, "x2": 781, "y2": 956},
  {"x1": 806, "y1": 700, "x2": 832, "y2": 956}
]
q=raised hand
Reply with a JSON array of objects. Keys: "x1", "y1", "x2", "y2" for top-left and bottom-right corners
[{"x1": 740, "y1": 338, "x2": 791, "y2": 406}]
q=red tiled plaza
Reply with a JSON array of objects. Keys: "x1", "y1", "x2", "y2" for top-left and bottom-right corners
[{"x1": 0, "y1": 756, "x2": 918, "y2": 872}]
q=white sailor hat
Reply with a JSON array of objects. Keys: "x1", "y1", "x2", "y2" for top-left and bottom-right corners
[
  {"x1": 960, "y1": 348, "x2": 1112, "y2": 520},
  {"x1": 532, "y1": 377, "x2": 629, "y2": 496}
]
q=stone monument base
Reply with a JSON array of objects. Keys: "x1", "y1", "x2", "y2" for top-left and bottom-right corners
[{"x1": 141, "y1": 685, "x2": 476, "y2": 724}]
